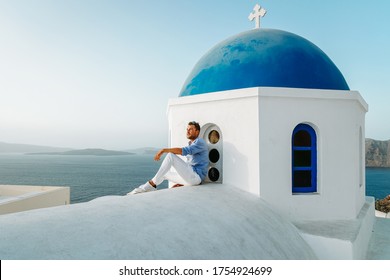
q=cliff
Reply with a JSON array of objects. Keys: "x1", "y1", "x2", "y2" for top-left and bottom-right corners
[{"x1": 365, "y1": 139, "x2": 390, "y2": 168}]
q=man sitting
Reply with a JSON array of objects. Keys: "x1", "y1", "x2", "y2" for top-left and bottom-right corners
[{"x1": 128, "y1": 121, "x2": 208, "y2": 194}]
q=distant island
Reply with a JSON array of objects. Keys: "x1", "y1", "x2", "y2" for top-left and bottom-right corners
[
  {"x1": 0, "y1": 141, "x2": 71, "y2": 154},
  {"x1": 3, "y1": 139, "x2": 390, "y2": 164},
  {"x1": 124, "y1": 147, "x2": 159, "y2": 155},
  {"x1": 26, "y1": 148, "x2": 135, "y2": 156},
  {"x1": 0, "y1": 141, "x2": 157, "y2": 155}
]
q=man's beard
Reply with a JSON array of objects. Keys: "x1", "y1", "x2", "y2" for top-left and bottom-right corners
[{"x1": 187, "y1": 134, "x2": 197, "y2": 141}]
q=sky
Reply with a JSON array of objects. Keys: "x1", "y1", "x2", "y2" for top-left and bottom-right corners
[{"x1": 0, "y1": 0, "x2": 389, "y2": 150}]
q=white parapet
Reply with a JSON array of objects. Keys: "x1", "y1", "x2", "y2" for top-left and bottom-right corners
[
  {"x1": 294, "y1": 197, "x2": 376, "y2": 259},
  {"x1": 0, "y1": 185, "x2": 70, "y2": 215}
]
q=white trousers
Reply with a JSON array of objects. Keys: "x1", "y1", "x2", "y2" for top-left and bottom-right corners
[{"x1": 152, "y1": 153, "x2": 201, "y2": 187}]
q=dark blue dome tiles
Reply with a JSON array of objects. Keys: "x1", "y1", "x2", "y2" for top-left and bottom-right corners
[{"x1": 179, "y1": 29, "x2": 349, "y2": 97}]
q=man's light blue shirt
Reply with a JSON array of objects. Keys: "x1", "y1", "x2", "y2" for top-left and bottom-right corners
[{"x1": 181, "y1": 138, "x2": 208, "y2": 181}]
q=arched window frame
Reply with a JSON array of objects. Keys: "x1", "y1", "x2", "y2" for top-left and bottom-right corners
[{"x1": 292, "y1": 124, "x2": 317, "y2": 193}]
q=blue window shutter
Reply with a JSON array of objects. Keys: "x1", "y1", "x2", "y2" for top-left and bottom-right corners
[{"x1": 292, "y1": 124, "x2": 317, "y2": 193}]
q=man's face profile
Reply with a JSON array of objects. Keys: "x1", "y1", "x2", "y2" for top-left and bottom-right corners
[{"x1": 186, "y1": 125, "x2": 199, "y2": 141}]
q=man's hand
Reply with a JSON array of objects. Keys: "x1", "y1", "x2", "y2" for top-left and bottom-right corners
[{"x1": 154, "y1": 149, "x2": 165, "y2": 161}]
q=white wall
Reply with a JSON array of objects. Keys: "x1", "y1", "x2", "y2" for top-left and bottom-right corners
[
  {"x1": 257, "y1": 87, "x2": 368, "y2": 220},
  {"x1": 167, "y1": 87, "x2": 368, "y2": 221}
]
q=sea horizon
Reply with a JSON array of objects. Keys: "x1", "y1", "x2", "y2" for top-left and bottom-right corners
[{"x1": 0, "y1": 153, "x2": 389, "y2": 204}]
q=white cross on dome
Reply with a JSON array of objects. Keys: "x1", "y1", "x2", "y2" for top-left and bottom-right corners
[{"x1": 248, "y1": 4, "x2": 267, "y2": 29}]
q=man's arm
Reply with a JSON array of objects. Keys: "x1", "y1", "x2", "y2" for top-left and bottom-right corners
[{"x1": 154, "y1": 147, "x2": 183, "y2": 161}]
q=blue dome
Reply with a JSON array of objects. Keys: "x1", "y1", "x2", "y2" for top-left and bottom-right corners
[{"x1": 179, "y1": 29, "x2": 349, "y2": 97}]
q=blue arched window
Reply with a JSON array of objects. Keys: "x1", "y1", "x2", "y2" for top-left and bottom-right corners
[{"x1": 292, "y1": 124, "x2": 317, "y2": 193}]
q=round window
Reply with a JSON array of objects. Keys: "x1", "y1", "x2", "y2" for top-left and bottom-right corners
[
  {"x1": 209, "y1": 149, "x2": 220, "y2": 163},
  {"x1": 208, "y1": 167, "x2": 220, "y2": 182},
  {"x1": 208, "y1": 130, "x2": 220, "y2": 144}
]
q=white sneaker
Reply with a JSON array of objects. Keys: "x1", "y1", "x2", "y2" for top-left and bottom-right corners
[{"x1": 127, "y1": 181, "x2": 156, "y2": 195}]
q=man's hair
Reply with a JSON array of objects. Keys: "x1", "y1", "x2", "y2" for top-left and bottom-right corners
[{"x1": 188, "y1": 121, "x2": 201, "y2": 131}]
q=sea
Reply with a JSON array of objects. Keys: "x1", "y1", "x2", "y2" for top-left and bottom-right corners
[
  {"x1": 0, "y1": 154, "x2": 389, "y2": 204},
  {"x1": 0, "y1": 154, "x2": 168, "y2": 203}
]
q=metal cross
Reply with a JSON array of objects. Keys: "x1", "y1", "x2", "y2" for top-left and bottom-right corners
[{"x1": 248, "y1": 4, "x2": 267, "y2": 29}]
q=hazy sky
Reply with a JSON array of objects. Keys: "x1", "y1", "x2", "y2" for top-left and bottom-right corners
[{"x1": 1, "y1": 0, "x2": 389, "y2": 150}]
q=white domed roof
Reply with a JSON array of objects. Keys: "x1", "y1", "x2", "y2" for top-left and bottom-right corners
[{"x1": 0, "y1": 184, "x2": 316, "y2": 259}]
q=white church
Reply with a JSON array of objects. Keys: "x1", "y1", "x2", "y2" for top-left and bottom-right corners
[{"x1": 0, "y1": 4, "x2": 389, "y2": 260}]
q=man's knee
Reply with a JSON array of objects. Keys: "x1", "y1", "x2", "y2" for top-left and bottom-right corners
[{"x1": 165, "y1": 152, "x2": 176, "y2": 163}]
